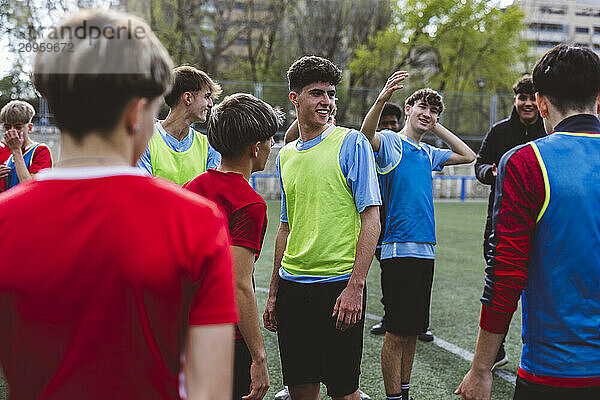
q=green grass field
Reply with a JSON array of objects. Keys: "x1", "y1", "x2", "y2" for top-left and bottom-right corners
[{"x1": 0, "y1": 200, "x2": 522, "y2": 400}]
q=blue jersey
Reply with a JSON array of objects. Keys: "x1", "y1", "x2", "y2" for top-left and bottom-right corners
[
  {"x1": 376, "y1": 131, "x2": 451, "y2": 260},
  {"x1": 519, "y1": 118, "x2": 600, "y2": 380},
  {"x1": 277, "y1": 124, "x2": 381, "y2": 283},
  {"x1": 137, "y1": 121, "x2": 221, "y2": 174}
]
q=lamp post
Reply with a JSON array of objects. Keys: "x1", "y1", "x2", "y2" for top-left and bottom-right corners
[{"x1": 477, "y1": 77, "x2": 485, "y2": 133}]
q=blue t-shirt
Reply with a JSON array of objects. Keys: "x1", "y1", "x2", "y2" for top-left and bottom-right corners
[
  {"x1": 277, "y1": 124, "x2": 382, "y2": 283},
  {"x1": 137, "y1": 121, "x2": 221, "y2": 174},
  {"x1": 377, "y1": 130, "x2": 451, "y2": 260}
]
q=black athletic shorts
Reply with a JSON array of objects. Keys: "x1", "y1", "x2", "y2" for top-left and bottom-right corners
[
  {"x1": 380, "y1": 257, "x2": 434, "y2": 335},
  {"x1": 275, "y1": 278, "x2": 366, "y2": 397},
  {"x1": 232, "y1": 339, "x2": 252, "y2": 400},
  {"x1": 513, "y1": 376, "x2": 600, "y2": 400}
]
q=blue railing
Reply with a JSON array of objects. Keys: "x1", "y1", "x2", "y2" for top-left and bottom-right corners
[{"x1": 251, "y1": 174, "x2": 479, "y2": 202}]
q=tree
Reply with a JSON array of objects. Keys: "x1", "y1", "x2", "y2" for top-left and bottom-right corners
[{"x1": 347, "y1": 0, "x2": 528, "y2": 134}]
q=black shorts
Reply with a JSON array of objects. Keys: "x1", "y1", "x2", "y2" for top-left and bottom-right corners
[
  {"x1": 380, "y1": 257, "x2": 434, "y2": 335},
  {"x1": 275, "y1": 278, "x2": 366, "y2": 397},
  {"x1": 513, "y1": 376, "x2": 600, "y2": 400},
  {"x1": 232, "y1": 339, "x2": 251, "y2": 400}
]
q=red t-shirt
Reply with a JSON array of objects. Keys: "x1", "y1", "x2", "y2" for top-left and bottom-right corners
[
  {"x1": 184, "y1": 169, "x2": 268, "y2": 340},
  {"x1": 184, "y1": 170, "x2": 268, "y2": 257},
  {"x1": 0, "y1": 143, "x2": 52, "y2": 191},
  {"x1": 0, "y1": 167, "x2": 237, "y2": 400}
]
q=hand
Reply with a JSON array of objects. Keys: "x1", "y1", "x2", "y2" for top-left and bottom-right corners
[
  {"x1": 0, "y1": 165, "x2": 10, "y2": 179},
  {"x1": 332, "y1": 284, "x2": 363, "y2": 331},
  {"x1": 263, "y1": 295, "x2": 278, "y2": 332},
  {"x1": 242, "y1": 359, "x2": 269, "y2": 400},
  {"x1": 4, "y1": 129, "x2": 24, "y2": 154},
  {"x1": 492, "y1": 163, "x2": 497, "y2": 177},
  {"x1": 454, "y1": 368, "x2": 493, "y2": 400},
  {"x1": 376, "y1": 71, "x2": 409, "y2": 104}
]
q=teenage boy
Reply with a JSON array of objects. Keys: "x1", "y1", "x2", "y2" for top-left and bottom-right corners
[
  {"x1": 278, "y1": 97, "x2": 372, "y2": 400},
  {"x1": 263, "y1": 56, "x2": 381, "y2": 400},
  {"x1": 456, "y1": 45, "x2": 600, "y2": 400},
  {"x1": 474, "y1": 74, "x2": 546, "y2": 370},
  {"x1": 361, "y1": 71, "x2": 476, "y2": 400},
  {"x1": 0, "y1": 100, "x2": 52, "y2": 191},
  {"x1": 0, "y1": 9, "x2": 237, "y2": 400},
  {"x1": 138, "y1": 65, "x2": 222, "y2": 185},
  {"x1": 184, "y1": 93, "x2": 283, "y2": 400}
]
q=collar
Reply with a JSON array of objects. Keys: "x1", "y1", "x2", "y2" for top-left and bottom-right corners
[
  {"x1": 553, "y1": 114, "x2": 600, "y2": 135},
  {"x1": 36, "y1": 166, "x2": 149, "y2": 181}
]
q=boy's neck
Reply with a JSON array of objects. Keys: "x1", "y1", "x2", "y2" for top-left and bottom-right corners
[
  {"x1": 402, "y1": 126, "x2": 424, "y2": 144},
  {"x1": 218, "y1": 158, "x2": 253, "y2": 182},
  {"x1": 298, "y1": 121, "x2": 329, "y2": 143},
  {"x1": 162, "y1": 108, "x2": 193, "y2": 142}
]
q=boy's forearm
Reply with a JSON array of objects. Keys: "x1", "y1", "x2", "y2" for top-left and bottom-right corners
[
  {"x1": 433, "y1": 124, "x2": 476, "y2": 163},
  {"x1": 12, "y1": 152, "x2": 33, "y2": 183},
  {"x1": 360, "y1": 100, "x2": 385, "y2": 152},
  {"x1": 236, "y1": 284, "x2": 267, "y2": 362}
]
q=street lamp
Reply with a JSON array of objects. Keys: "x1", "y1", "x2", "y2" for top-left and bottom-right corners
[{"x1": 477, "y1": 77, "x2": 485, "y2": 133}]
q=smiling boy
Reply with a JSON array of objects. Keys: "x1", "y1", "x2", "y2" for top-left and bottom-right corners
[
  {"x1": 361, "y1": 71, "x2": 476, "y2": 400},
  {"x1": 137, "y1": 66, "x2": 222, "y2": 184}
]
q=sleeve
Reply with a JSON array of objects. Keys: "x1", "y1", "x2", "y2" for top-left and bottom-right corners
[
  {"x1": 206, "y1": 144, "x2": 222, "y2": 170},
  {"x1": 137, "y1": 147, "x2": 153, "y2": 176},
  {"x1": 427, "y1": 145, "x2": 452, "y2": 171},
  {"x1": 475, "y1": 127, "x2": 498, "y2": 185},
  {"x1": 277, "y1": 153, "x2": 288, "y2": 223},
  {"x1": 188, "y1": 209, "x2": 237, "y2": 326},
  {"x1": 479, "y1": 145, "x2": 545, "y2": 334},
  {"x1": 29, "y1": 145, "x2": 52, "y2": 173},
  {"x1": 339, "y1": 131, "x2": 382, "y2": 212},
  {"x1": 375, "y1": 130, "x2": 402, "y2": 173},
  {"x1": 230, "y1": 203, "x2": 267, "y2": 254}
]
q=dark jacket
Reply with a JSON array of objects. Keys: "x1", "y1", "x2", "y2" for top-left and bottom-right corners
[{"x1": 475, "y1": 107, "x2": 546, "y2": 219}]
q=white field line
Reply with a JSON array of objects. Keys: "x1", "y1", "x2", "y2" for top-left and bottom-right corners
[{"x1": 256, "y1": 286, "x2": 517, "y2": 385}]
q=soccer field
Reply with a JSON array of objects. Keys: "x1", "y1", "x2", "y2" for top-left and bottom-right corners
[
  {"x1": 0, "y1": 201, "x2": 522, "y2": 400},
  {"x1": 253, "y1": 200, "x2": 522, "y2": 400}
]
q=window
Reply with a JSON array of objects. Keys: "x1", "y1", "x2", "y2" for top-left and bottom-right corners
[
  {"x1": 529, "y1": 22, "x2": 564, "y2": 32},
  {"x1": 540, "y1": 6, "x2": 566, "y2": 15},
  {"x1": 576, "y1": 27, "x2": 590, "y2": 34},
  {"x1": 594, "y1": 27, "x2": 600, "y2": 34},
  {"x1": 535, "y1": 40, "x2": 561, "y2": 48}
]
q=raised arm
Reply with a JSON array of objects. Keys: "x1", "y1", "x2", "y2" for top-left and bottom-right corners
[
  {"x1": 433, "y1": 124, "x2": 476, "y2": 166},
  {"x1": 360, "y1": 71, "x2": 408, "y2": 152}
]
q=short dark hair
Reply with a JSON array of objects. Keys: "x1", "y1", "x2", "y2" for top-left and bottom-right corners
[
  {"x1": 512, "y1": 75, "x2": 535, "y2": 95},
  {"x1": 532, "y1": 45, "x2": 600, "y2": 114},
  {"x1": 405, "y1": 88, "x2": 444, "y2": 114},
  {"x1": 164, "y1": 66, "x2": 222, "y2": 108},
  {"x1": 207, "y1": 93, "x2": 284, "y2": 159},
  {"x1": 381, "y1": 102, "x2": 402, "y2": 120},
  {"x1": 287, "y1": 56, "x2": 342, "y2": 92},
  {"x1": 33, "y1": 9, "x2": 173, "y2": 141}
]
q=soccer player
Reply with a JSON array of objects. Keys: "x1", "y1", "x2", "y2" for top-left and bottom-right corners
[
  {"x1": 184, "y1": 93, "x2": 283, "y2": 400},
  {"x1": 361, "y1": 71, "x2": 476, "y2": 400},
  {"x1": 277, "y1": 96, "x2": 373, "y2": 400},
  {"x1": 474, "y1": 74, "x2": 546, "y2": 370},
  {"x1": 137, "y1": 65, "x2": 222, "y2": 184},
  {"x1": 263, "y1": 56, "x2": 381, "y2": 400},
  {"x1": 456, "y1": 45, "x2": 600, "y2": 400},
  {"x1": 0, "y1": 9, "x2": 236, "y2": 400},
  {"x1": 0, "y1": 100, "x2": 52, "y2": 191}
]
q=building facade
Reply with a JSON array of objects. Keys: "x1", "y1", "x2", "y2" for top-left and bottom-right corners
[{"x1": 517, "y1": 0, "x2": 600, "y2": 58}]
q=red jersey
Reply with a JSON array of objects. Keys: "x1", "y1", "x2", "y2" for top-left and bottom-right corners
[
  {"x1": 0, "y1": 166, "x2": 237, "y2": 400},
  {"x1": 184, "y1": 169, "x2": 268, "y2": 340},
  {"x1": 0, "y1": 142, "x2": 10, "y2": 164},
  {"x1": 184, "y1": 170, "x2": 268, "y2": 257}
]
